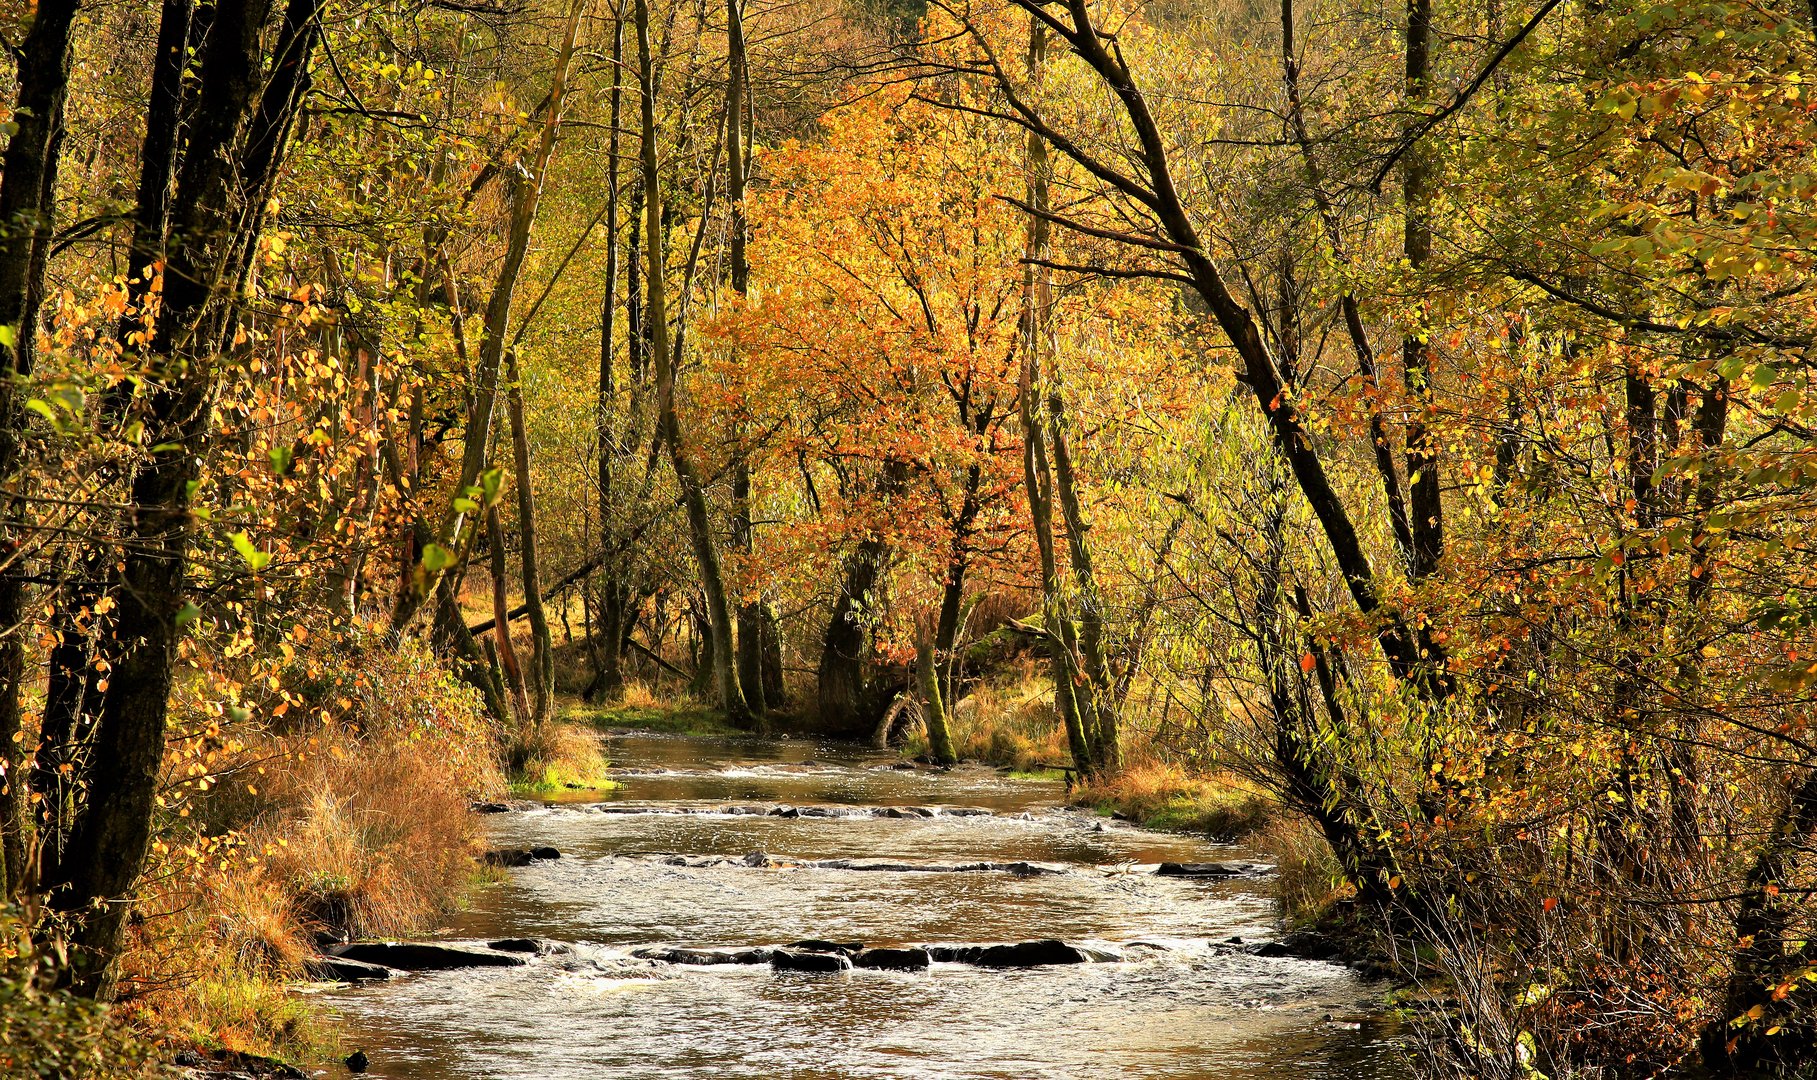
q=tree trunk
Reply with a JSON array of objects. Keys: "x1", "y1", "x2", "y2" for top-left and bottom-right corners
[
  {"x1": 487, "y1": 504, "x2": 532, "y2": 725},
  {"x1": 594, "y1": 11, "x2": 628, "y2": 702},
  {"x1": 48, "y1": 0, "x2": 303, "y2": 995},
  {"x1": 725, "y1": 0, "x2": 773, "y2": 722},
  {"x1": 817, "y1": 536, "x2": 885, "y2": 737},
  {"x1": 505, "y1": 348, "x2": 553, "y2": 722},
  {"x1": 634, "y1": 0, "x2": 751, "y2": 727},
  {"x1": 1401, "y1": 0, "x2": 1443, "y2": 582},
  {"x1": 1017, "y1": 20, "x2": 1093, "y2": 778},
  {"x1": 916, "y1": 618, "x2": 957, "y2": 765},
  {"x1": 0, "y1": 0, "x2": 82, "y2": 903},
  {"x1": 1045, "y1": 390, "x2": 1118, "y2": 774},
  {"x1": 1701, "y1": 762, "x2": 1817, "y2": 1074}
]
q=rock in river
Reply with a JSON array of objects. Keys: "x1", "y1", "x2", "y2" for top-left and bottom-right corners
[
  {"x1": 632, "y1": 946, "x2": 774, "y2": 965},
  {"x1": 771, "y1": 949, "x2": 853, "y2": 973},
  {"x1": 305, "y1": 955, "x2": 392, "y2": 982},
  {"x1": 973, "y1": 939, "x2": 1089, "y2": 967},
  {"x1": 926, "y1": 939, "x2": 1089, "y2": 967},
  {"x1": 329, "y1": 942, "x2": 528, "y2": 971},
  {"x1": 1250, "y1": 929, "x2": 1344, "y2": 961},
  {"x1": 1154, "y1": 861, "x2": 1271, "y2": 878},
  {"x1": 853, "y1": 947, "x2": 931, "y2": 971},
  {"x1": 484, "y1": 847, "x2": 561, "y2": 867}
]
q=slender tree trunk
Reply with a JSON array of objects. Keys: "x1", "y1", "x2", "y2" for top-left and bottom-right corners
[
  {"x1": 0, "y1": 0, "x2": 82, "y2": 903},
  {"x1": 724, "y1": 0, "x2": 774, "y2": 722},
  {"x1": 916, "y1": 618, "x2": 957, "y2": 765},
  {"x1": 487, "y1": 504, "x2": 532, "y2": 725},
  {"x1": 505, "y1": 348, "x2": 553, "y2": 722},
  {"x1": 1045, "y1": 390, "x2": 1118, "y2": 774},
  {"x1": 1018, "y1": 20, "x2": 1093, "y2": 777},
  {"x1": 1401, "y1": 0, "x2": 1443, "y2": 583},
  {"x1": 595, "y1": 11, "x2": 628, "y2": 701},
  {"x1": 634, "y1": 0, "x2": 751, "y2": 726}
]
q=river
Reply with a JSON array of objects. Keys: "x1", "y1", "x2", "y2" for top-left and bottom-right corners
[{"x1": 326, "y1": 731, "x2": 1409, "y2": 1079}]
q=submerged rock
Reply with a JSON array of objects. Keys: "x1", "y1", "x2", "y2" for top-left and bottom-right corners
[
  {"x1": 470, "y1": 800, "x2": 538, "y2": 814},
  {"x1": 329, "y1": 942, "x2": 528, "y2": 970},
  {"x1": 853, "y1": 947, "x2": 931, "y2": 971},
  {"x1": 1154, "y1": 861, "x2": 1272, "y2": 878},
  {"x1": 771, "y1": 949, "x2": 853, "y2": 973},
  {"x1": 487, "y1": 938, "x2": 570, "y2": 956}
]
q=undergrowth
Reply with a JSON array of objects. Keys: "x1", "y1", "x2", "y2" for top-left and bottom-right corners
[{"x1": 111, "y1": 621, "x2": 503, "y2": 1069}]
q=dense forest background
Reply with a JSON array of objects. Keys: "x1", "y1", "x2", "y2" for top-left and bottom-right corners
[{"x1": 1, "y1": 0, "x2": 1816, "y2": 1075}]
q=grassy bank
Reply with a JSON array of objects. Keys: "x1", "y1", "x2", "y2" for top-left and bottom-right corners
[
  {"x1": 505, "y1": 719, "x2": 616, "y2": 795},
  {"x1": 905, "y1": 668, "x2": 1354, "y2": 928},
  {"x1": 559, "y1": 681, "x2": 763, "y2": 739}
]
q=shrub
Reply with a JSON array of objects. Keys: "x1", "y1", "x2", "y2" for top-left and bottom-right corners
[{"x1": 0, "y1": 911, "x2": 152, "y2": 1080}]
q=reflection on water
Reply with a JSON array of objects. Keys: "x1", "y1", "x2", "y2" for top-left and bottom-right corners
[{"x1": 326, "y1": 732, "x2": 1408, "y2": 1079}]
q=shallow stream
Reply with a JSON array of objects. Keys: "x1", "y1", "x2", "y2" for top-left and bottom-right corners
[{"x1": 327, "y1": 733, "x2": 1409, "y2": 1079}]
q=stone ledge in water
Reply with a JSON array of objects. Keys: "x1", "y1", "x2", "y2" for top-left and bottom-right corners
[
  {"x1": 484, "y1": 846, "x2": 561, "y2": 867},
  {"x1": 852, "y1": 947, "x2": 931, "y2": 971},
  {"x1": 487, "y1": 938, "x2": 571, "y2": 956},
  {"x1": 630, "y1": 946, "x2": 775, "y2": 965},
  {"x1": 1154, "y1": 860, "x2": 1273, "y2": 878},
  {"x1": 924, "y1": 939, "x2": 1090, "y2": 967},
  {"x1": 305, "y1": 955, "x2": 393, "y2": 982},
  {"x1": 770, "y1": 949, "x2": 853, "y2": 973},
  {"x1": 328, "y1": 942, "x2": 528, "y2": 970},
  {"x1": 469, "y1": 799, "x2": 539, "y2": 814}
]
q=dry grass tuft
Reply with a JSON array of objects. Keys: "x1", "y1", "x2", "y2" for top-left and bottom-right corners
[
  {"x1": 1256, "y1": 814, "x2": 1351, "y2": 924},
  {"x1": 505, "y1": 720, "x2": 612, "y2": 793},
  {"x1": 943, "y1": 680, "x2": 1070, "y2": 772},
  {"x1": 1073, "y1": 761, "x2": 1273, "y2": 838}
]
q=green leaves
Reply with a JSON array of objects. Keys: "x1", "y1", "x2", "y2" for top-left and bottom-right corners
[
  {"x1": 229, "y1": 531, "x2": 272, "y2": 572},
  {"x1": 268, "y1": 444, "x2": 295, "y2": 477},
  {"x1": 420, "y1": 542, "x2": 458, "y2": 574}
]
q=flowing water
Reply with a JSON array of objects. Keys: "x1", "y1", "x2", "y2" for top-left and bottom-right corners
[{"x1": 326, "y1": 732, "x2": 1409, "y2": 1079}]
